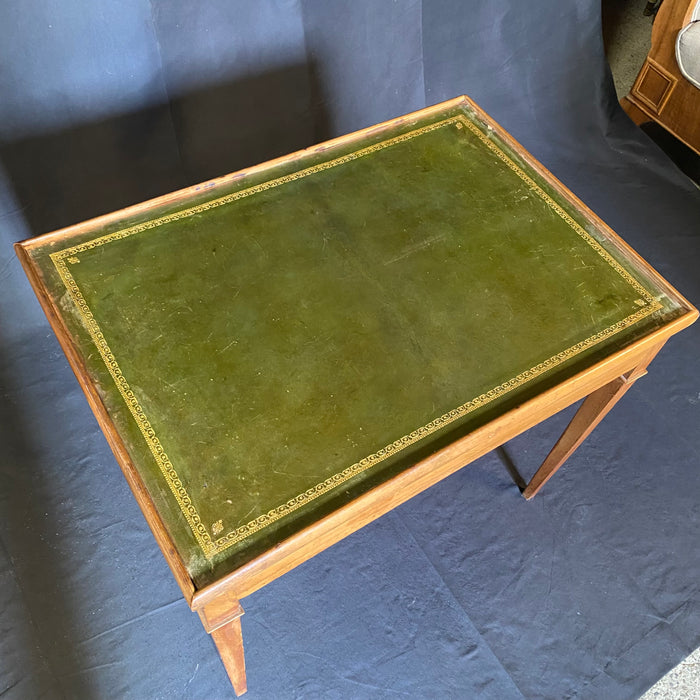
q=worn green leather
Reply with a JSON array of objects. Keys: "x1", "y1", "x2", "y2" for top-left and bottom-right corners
[{"x1": 28, "y1": 102, "x2": 682, "y2": 585}]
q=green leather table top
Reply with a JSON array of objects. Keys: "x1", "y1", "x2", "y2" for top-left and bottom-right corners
[{"x1": 24, "y1": 100, "x2": 684, "y2": 585}]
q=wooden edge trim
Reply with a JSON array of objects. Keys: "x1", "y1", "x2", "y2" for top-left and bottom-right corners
[
  {"x1": 17, "y1": 97, "x2": 468, "y2": 248},
  {"x1": 623, "y1": 367, "x2": 647, "y2": 383},
  {"x1": 620, "y1": 94, "x2": 657, "y2": 124},
  {"x1": 624, "y1": 339, "x2": 667, "y2": 382},
  {"x1": 632, "y1": 59, "x2": 678, "y2": 114},
  {"x1": 191, "y1": 316, "x2": 693, "y2": 608},
  {"x1": 459, "y1": 96, "x2": 698, "y2": 315},
  {"x1": 647, "y1": 59, "x2": 678, "y2": 113},
  {"x1": 14, "y1": 243, "x2": 196, "y2": 604},
  {"x1": 633, "y1": 63, "x2": 656, "y2": 111}
]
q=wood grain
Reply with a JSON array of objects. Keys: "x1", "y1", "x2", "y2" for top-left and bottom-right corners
[
  {"x1": 522, "y1": 341, "x2": 665, "y2": 499},
  {"x1": 621, "y1": 0, "x2": 700, "y2": 156},
  {"x1": 211, "y1": 616, "x2": 247, "y2": 696}
]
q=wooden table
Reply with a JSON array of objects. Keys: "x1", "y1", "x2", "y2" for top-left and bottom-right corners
[{"x1": 16, "y1": 96, "x2": 697, "y2": 695}]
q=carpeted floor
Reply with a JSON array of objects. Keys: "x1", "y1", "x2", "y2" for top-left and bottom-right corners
[{"x1": 603, "y1": 0, "x2": 655, "y2": 96}]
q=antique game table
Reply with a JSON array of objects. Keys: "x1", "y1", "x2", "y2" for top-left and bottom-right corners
[{"x1": 16, "y1": 96, "x2": 697, "y2": 694}]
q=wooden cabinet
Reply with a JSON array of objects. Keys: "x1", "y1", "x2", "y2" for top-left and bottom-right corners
[{"x1": 621, "y1": 0, "x2": 700, "y2": 156}]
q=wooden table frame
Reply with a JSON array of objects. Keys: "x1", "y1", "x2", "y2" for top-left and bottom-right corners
[{"x1": 15, "y1": 96, "x2": 698, "y2": 695}]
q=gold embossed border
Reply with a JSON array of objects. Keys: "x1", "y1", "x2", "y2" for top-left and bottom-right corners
[{"x1": 50, "y1": 114, "x2": 662, "y2": 560}]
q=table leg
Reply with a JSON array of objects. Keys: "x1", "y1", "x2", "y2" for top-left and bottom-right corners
[
  {"x1": 522, "y1": 344, "x2": 664, "y2": 500},
  {"x1": 197, "y1": 597, "x2": 247, "y2": 696},
  {"x1": 211, "y1": 615, "x2": 247, "y2": 696}
]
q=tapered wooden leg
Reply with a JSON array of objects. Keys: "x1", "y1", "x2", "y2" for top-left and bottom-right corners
[
  {"x1": 211, "y1": 616, "x2": 247, "y2": 696},
  {"x1": 523, "y1": 344, "x2": 664, "y2": 500},
  {"x1": 197, "y1": 597, "x2": 247, "y2": 695}
]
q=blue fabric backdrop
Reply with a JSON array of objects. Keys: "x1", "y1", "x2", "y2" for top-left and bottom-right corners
[{"x1": 1, "y1": 1, "x2": 699, "y2": 698}]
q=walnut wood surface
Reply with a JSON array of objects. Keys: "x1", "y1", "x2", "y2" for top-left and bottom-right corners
[{"x1": 211, "y1": 616, "x2": 247, "y2": 696}]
